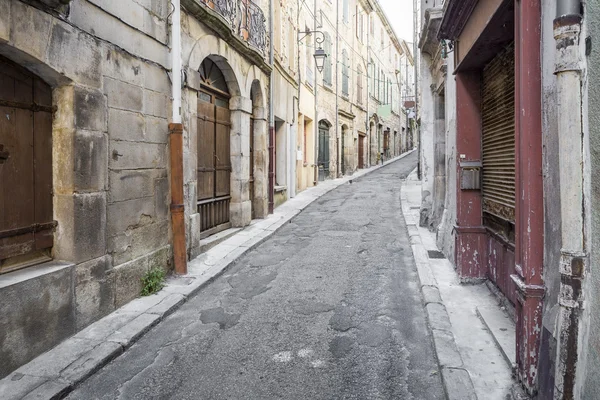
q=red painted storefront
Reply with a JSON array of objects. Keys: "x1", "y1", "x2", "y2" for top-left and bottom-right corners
[{"x1": 439, "y1": 0, "x2": 544, "y2": 393}]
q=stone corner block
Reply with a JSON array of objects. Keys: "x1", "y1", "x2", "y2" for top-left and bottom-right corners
[
  {"x1": 426, "y1": 303, "x2": 452, "y2": 332},
  {"x1": 229, "y1": 96, "x2": 252, "y2": 114},
  {"x1": 432, "y1": 329, "x2": 463, "y2": 368},
  {"x1": 422, "y1": 285, "x2": 442, "y2": 304},
  {"x1": 441, "y1": 367, "x2": 477, "y2": 400}
]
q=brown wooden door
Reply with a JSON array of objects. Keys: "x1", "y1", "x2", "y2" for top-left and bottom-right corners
[
  {"x1": 0, "y1": 56, "x2": 54, "y2": 273},
  {"x1": 358, "y1": 135, "x2": 365, "y2": 169},
  {"x1": 197, "y1": 90, "x2": 231, "y2": 237}
]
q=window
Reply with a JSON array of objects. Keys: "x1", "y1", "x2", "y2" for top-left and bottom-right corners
[
  {"x1": 370, "y1": 15, "x2": 374, "y2": 35},
  {"x1": 342, "y1": 49, "x2": 349, "y2": 97},
  {"x1": 357, "y1": 64, "x2": 363, "y2": 104},
  {"x1": 305, "y1": 26, "x2": 313, "y2": 86},
  {"x1": 343, "y1": 0, "x2": 349, "y2": 23},
  {"x1": 323, "y1": 32, "x2": 332, "y2": 86}
]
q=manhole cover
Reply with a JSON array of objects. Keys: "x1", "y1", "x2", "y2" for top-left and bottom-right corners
[{"x1": 427, "y1": 250, "x2": 445, "y2": 259}]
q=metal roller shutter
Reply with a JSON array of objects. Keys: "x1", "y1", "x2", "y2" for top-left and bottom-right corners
[{"x1": 482, "y1": 42, "x2": 515, "y2": 223}]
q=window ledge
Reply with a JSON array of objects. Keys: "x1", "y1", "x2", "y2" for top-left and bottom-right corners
[
  {"x1": 274, "y1": 185, "x2": 287, "y2": 193},
  {"x1": 0, "y1": 260, "x2": 74, "y2": 290}
]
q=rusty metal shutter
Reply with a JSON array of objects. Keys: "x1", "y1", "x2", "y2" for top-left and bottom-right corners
[{"x1": 482, "y1": 42, "x2": 515, "y2": 222}]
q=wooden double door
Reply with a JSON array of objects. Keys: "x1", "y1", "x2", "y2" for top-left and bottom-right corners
[
  {"x1": 0, "y1": 56, "x2": 54, "y2": 273},
  {"x1": 197, "y1": 89, "x2": 232, "y2": 237}
]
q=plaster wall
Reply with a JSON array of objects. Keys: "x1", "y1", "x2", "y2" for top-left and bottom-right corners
[
  {"x1": 437, "y1": 55, "x2": 457, "y2": 263},
  {"x1": 418, "y1": 53, "x2": 435, "y2": 227},
  {"x1": 579, "y1": 2, "x2": 600, "y2": 398}
]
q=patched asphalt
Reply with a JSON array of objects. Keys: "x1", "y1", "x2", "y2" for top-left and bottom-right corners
[{"x1": 67, "y1": 152, "x2": 445, "y2": 400}]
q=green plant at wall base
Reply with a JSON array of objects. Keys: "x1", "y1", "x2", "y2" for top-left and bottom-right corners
[{"x1": 141, "y1": 267, "x2": 166, "y2": 296}]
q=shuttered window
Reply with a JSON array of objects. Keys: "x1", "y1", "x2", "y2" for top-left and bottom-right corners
[{"x1": 481, "y1": 42, "x2": 515, "y2": 223}]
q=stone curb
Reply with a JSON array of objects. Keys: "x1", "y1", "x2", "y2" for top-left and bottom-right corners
[
  {"x1": 400, "y1": 170, "x2": 478, "y2": 400},
  {"x1": 0, "y1": 150, "x2": 416, "y2": 400}
]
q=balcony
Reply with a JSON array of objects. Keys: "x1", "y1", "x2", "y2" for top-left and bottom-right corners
[
  {"x1": 183, "y1": 0, "x2": 269, "y2": 64},
  {"x1": 201, "y1": 0, "x2": 267, "y2": 54}
]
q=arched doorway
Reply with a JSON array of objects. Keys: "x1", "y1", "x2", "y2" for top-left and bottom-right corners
[
  {"x1": 197, "y1": 58, "x2": 232, "y2": 237},
  {"x1": 0, "y1": 55, "x2": 54, "y2": 273},
  {"x1": 318, "y1": 120, "x2": 330, "y2": 180}
]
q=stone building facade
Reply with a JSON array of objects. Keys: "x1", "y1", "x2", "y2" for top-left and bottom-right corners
[
  {"x1": 0, "y1": 0, "x2": 411, "y2": 380},
  {"x1": 0, "y1": 0, "x2": 173, "y2": 378}
]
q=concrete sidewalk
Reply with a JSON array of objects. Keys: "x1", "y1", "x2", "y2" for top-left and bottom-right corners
[
  {"x1": 0, "y1": 150, "x2": 415, "y2": 400},
  {"x1": 401, "y1": 169, "x2": 521, "y2": 400}
]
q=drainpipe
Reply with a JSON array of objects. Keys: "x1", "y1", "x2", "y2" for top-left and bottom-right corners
[
  {"x1": 335, "y1": 0, "x2": 340, "y2": 178},
  {"x1": 553, "y1": 2, "x2": 586, "y2": 398},
  {"x1": 169, "y1": 0, "x2": 187, "y2": 275},
  {"x1": 414, "y1": 0, "x2": 420, "y2": 179},
  {"x1": 366, "y1": 13, "x2": 370, "y2": 166},
  {"x1": 313, "y1": 0, "x2": 319, "y2": 185},
  {"x1": 268, "y1": 0, "x2": 275, "y2": 214}
]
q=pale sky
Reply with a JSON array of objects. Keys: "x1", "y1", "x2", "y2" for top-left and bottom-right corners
[{"x1": 378, "y1": 0, "x2": 415, "y2": 44}]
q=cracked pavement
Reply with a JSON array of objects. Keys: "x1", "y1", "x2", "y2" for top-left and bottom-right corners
[{"x1": 67, "y1": 152, "x2": 445, "y2": 400}]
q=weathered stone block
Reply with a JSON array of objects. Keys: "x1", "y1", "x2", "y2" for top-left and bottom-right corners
[
  {"x1": 73, "y1": 130, "x2": 108, "y2": 192},
  {"x1": 74, "y1": 87, "x2": 107, "y2": 132},
  {"x1": 109, "y1": 169, "x2": 155, "y2": 203},
  {"x1": 75, "y1": 255, "x2": 116, "y2": 330},
  {"x1": 108, "y1": 221, "x2": 169, "y2": 266},
  {"x1": 143, "y1": 9, "x2": 167, "y2": 44},
  {"x1": 154, "y1": 176, "x2": 170, "y2": 220},
  {"x1": 54, "y1": 192, "x2": 107, "y2": 263},
  {"x1": 143, "y1": 63, "x2": 170, "y2": 94},
  {"x1": 0, "y1": 262, "x2": 75, "y2": 379},
  {"x1": 0, "y1": 2, "x2": 10, "y2": 43},
  {"x1": 105, "y1": 77, "x2": 143, "y2": 112},
  {"x1": 188, "y1": 213, "x2": 201, "y2": 251},
  {"x1": 113, "y1": 256, "x2": 148, "y2": 308},
  {"x1": 102, "y1": 47, "x2": 143, "y2": 87},
  {"x1": 146, "y1": 245, "x2": 171, "y2": 272},
  {"x1": 143, "y1": 89, "x2": 168, "y2": 118},
  {"x1": 47, "y1": 21, "x2": 102, "y2": 88},
  {"x1": 107, "y1": 196, "x2": 155, "y2": 235},
  {"x1": 108, "y1": 108, "x2": 145, "y2": 142},
  {"x1": 145, "y1": 115, "x2": 168, "y2": 143},
  {"x1": 90, "y1": 0, "x2": 144, "y2": 33},
  {"x1": 230, "y1": 200, "x2": 252, "y2": 228},
  {"x1": 109, "y1": 140, "x2": 166, "y2": 170},
  {"x1": 10, "y1": 2, "x2": 52, "y2": 61}
]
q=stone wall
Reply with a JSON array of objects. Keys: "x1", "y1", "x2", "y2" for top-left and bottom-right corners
[{"x1": 0, "y1": 0, "x2": 172, "y2": 378}]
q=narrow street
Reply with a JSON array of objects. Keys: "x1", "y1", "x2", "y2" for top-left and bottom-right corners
[{"x1": 67, "y1": 153, "x2": 444, "y2": 399}]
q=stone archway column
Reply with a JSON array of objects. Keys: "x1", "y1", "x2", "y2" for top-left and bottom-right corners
[
  {"x1": 252, "y1": 106, "x2": 269, "y2": 218},
  {"x1": 229, "y1": 96, "x2": 253, "y2": 227}
]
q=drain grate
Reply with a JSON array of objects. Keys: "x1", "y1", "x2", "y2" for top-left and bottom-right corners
[
  {"x1": 410, "y1": 206, "x2": 420, "y2": 210},
  {"x1": 427, "y1": 250, "x2": 445, "y2": 259}
]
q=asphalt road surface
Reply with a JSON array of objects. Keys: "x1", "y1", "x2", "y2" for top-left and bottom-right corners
[{"x1": 68, "y1": 152, "x2": 445, "y2": 400}]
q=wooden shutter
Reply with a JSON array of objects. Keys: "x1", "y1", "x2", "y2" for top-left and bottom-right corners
[{"x1": 481, "y1": 42, "x2": 515, "y2": 222}]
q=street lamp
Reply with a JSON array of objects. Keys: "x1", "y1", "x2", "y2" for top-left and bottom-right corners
[
  {"x1": 298, "y1": 29, "x2": 327, "y2": 73},
  {"x1": 313, "y1": 48, "x2": 327, "y2": 73}
]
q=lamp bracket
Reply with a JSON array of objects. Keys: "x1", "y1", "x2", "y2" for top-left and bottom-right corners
[{"x1": 298, "y1": 29, "x2": 325, "y2": 45}]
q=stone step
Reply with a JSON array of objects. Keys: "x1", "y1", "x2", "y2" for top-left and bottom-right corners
[{"x1": 476, "y1": 305, "x2": 516, "y2": 370}]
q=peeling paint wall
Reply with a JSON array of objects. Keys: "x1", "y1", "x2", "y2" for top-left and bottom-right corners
[
  {"x1": 580, "y1": 1, "x2": 600, "y2": 397},
  {"x1": 436, "y1": 55, "x2": 457, "y2": 263}
]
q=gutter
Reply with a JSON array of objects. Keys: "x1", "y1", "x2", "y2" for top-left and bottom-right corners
[{"x1": 169, "y1": 0, "x2": 187, "y2": 274}]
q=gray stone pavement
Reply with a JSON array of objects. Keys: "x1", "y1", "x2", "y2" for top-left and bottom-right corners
[
  {"x1": 401, "y1": 170, "x2": 518, "y2": 399},
  {"x1": 0, "y1": 151, "x2": 418, "y2": 400},
  {"x1": 60, "y1": 151, "x2": 447, "y2": 400}
]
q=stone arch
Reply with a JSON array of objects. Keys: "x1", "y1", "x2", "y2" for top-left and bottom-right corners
[{"x1": 188, "y1": 36, "x2": 244, "y2": 97}]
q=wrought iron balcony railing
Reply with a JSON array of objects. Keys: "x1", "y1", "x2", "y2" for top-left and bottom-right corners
[{"x1": 200, "y1": 0, "x2": 268, "y2": 55}]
